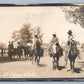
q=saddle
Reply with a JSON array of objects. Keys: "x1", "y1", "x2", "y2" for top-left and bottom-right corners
[
  {"x1": 69, "y1": 41, "x2": 79, "y2": 56},
  {"x1": 34, "y1": 39, "x2": 41, "y2": 56},
  {"x1": 49, "y1": 44, "x2": 63, "y2": 57}
]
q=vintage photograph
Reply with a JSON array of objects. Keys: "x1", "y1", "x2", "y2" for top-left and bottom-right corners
[{"x1": 0, "y1": 5, "x2": 84, "y2": 79}]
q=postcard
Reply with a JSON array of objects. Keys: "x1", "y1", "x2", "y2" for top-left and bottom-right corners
[{"x1": 0, "y1": 4, "x2": 84, "y2": 81}]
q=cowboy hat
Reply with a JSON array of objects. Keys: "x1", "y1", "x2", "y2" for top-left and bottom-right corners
[{"x1": 68, "y1": 30, "x2": 72, "y2": 35}]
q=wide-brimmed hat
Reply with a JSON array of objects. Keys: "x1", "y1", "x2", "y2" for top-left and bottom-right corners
[{"x1": 68, "y1": 30, "x2": 72, "y2": 35}]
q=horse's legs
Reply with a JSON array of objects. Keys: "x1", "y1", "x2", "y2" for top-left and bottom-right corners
[
  {"x1": 29, "y1": 54, "x2": 31, "y2": 60},
  {"x1": 10, "y1": 55, "x2": 12, "y2": 61},
  {"x1": 53, "y1": 56, "x2": 55, "y2": 69},
  {"x1": 19, "y1": 55, "x2": 20, "y2": 60},
  {"x1": 72, "y1": 60, "x2": 75, "y2": 71},
  {"x1": 39, "y1": 56, "x2": 40, "y2": 62},
  {"x1": 14, "y1": 55, "x2": 15, "y2": 61},
  {"x1": 69, "y1": 55, "x2": 73, "y2": 71},
  {"x1": 70, "y1": 62, "x2": 72, "y2": 70},
  {"x1": 57, "y1": 56, "x2": 59, "y2": 69},
  {"x1": 9, "y1": 55, "x2": 12, "y2": 61},
  {"x1": 25, "y1": 54, "x2": 26, "y2": 59},
  {"x1": 27, "y1": 54, "x2": 28, "y2": 59},
  {"x1": 37, "y1": 56, "x2": 40, "y2": 64},
  {"x1": 53, "y1": 57, "x2": 56, "y2": 69},
  {"x1": 35, "y1": 56, "x2": 37, "y2": 63},
  {"x1": 53, "y1": 61, "x2": 54, "y2": 69},
  {"x1": 22, "y1": 54, "x2": 23, "y2": 59}
]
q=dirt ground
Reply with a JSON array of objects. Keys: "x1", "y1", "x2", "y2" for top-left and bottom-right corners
[{"x1": 0, "y1": 49, "x2": 84, "y2": 78}]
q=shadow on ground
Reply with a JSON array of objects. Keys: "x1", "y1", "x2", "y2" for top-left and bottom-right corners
[
  {"x1": 74, "y1": 68, "x2": 83, "y2": 73},
  {"x1": 58, "y1": 66, "x2": 66, "y2": 70},
  {"x1": 37, "y1": 64, "x2": 47, "y2": 67},
  {"x1": 0, "y1": 56, "x2": 33, "y2": 64},
  {"x1": 67, "y1": 68, "x2": 83, "y2": 73}
]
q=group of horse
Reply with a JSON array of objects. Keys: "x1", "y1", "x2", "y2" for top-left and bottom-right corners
[
  {"x1": 8, "y1": 45, "x2": 44, "y2": 64},
  {"x1": 8, "y1": 46, "x2": 33, "y2": 61},
  {"x1": 8, "y1": 40, "x2": 80, "y2": 72},
  {"x1": 49, "y1": 41, "x2": 80, "y2": 72}
]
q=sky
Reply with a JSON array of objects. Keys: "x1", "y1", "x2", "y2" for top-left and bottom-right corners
[{"x1": 0, "y1": 6, "x2": 84, "y2": 45}]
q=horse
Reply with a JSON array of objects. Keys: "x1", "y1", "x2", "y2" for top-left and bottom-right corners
[
  {"x1": 67, "y1": 40, "x2": 79, "y2": 72},
  {"x1": 8, "y1": 49, "x2": 14, "y2": 61},
  {"x1": 23, "y1": 46, "x2": 29, "y2": 59},
  {"x1": 16, "y1": 45, "x2": 23, "y2": 59},
  {"x1": 49, "y1": 43, "x2": 63, "y2": 70},
  {"x1": 23, "y1": 46, "x2": 33, "y2": 60},
  {"x1": 34, "y1": 40, "x2": 44, "y2": 64},
  {"x1": 8, "y1": 48, "x2": 18, "y2": 61},
  {"x1": 8, "y1": 46, "x2": 23, "y2": 61}
]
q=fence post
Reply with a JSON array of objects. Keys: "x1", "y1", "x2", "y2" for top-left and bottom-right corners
[{"x1": 1, "y1": 48, "x2": 3, "y2": 57}]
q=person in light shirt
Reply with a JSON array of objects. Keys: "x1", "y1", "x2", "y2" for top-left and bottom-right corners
[
  {"x1": 49, "y1": 33, "x2": 59, "y2": 56},
  {"x1": 51, "y1": 33, "x2": 59, "y2": 46}
]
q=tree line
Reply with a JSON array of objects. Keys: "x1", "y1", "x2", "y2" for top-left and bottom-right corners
[{"x1": 12, "y1": 23, "x2": 43, "y2": 46}]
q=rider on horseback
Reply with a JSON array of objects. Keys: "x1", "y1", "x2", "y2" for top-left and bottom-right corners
[
  {"x1": 8, "y1": 41, "x2": 14, "y2": 61},
  {"x1": 51, "y1": 33, "x2": 59, "y2": 45},
  {"x1": 67, "y1": 30, "x2": 74, "y2": 51},
  {"x1": 49, "y1": 33, "x2": 59, "y2": 56},
  {"x1": 67, "y1": 30, "x2": 80, "y2": 71},
  {"x1": 17, "y1": 42, "x2": 22, "y2": 59},
  {"x1": 50, "y1": 33, "x2": 60, "y2": 69},
  {"x1": 33, "y1": 34, "x2": 42, "y2": 64}
]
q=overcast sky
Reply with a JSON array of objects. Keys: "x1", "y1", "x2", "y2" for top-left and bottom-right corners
[{"x1": 0, "y1": 6, "x2": 84, "y2": 45}]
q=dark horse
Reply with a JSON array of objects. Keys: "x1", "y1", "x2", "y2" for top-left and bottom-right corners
[
  {"x1": 68, "y1": 40, "x2": 79, "y2": 72},
  {"x1": 23, "y1": 46, "x2": 33, "y2": 60},
  {"x1": 34, "y1": 40, "x2": 44, "y2": 64},
  {"x1": 8, "y1": 46, "x2": 23, "y2": 61},
  {"x1": 50, "y1": 43, "x2": 63, "y2": 70},
  {"x1": 8, "y1": 48, "x2": 17, "y2": 61},
  {"x1": 17, "y1": 46, "x2": 23, "y2": 59}
]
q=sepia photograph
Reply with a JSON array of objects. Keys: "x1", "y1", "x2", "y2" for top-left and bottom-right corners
[{"x1": 0, "y1": 4, "x2": 84, "y2": 80}]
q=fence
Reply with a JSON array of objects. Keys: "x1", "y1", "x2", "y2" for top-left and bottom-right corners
[{"x1": 0, "y1": 48, "x2": 8, "y2": 57}]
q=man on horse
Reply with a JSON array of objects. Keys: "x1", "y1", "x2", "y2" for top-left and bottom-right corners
[
  {"x1": 67, "y1": 30, "x2": 79, "y2": 72},
  {"x1": 50, "y1": 33, "x2": 60, "y2": 69},
  {"x1": 8, "y1": 41, "x2": 14, "y2": 61},
  {"x1": 49, "y1": 33, "x2": 59, "y2": 57},
  {"x1": 24, "y1": 42, "x2": 33, "y2": 59},
  {"x1": 17, "y1": 42, "x2": 23, "y2": 59},
  {"x1": 33, "y1": 34, "x2": 42, "y2": 64}
]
